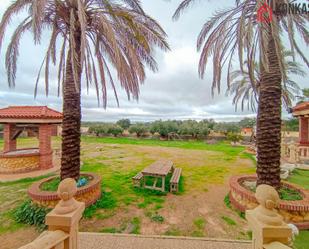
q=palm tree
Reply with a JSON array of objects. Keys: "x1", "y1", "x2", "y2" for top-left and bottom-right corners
[
  {"x1": 174, "y1": 0, "x2": 309, "y2": 188},
  {"x1": 0, "y1": 0, "x2": 169, "y2": 180},
  {"x1": 227, "y1": 52, "x2": 305, "y2": 112}
]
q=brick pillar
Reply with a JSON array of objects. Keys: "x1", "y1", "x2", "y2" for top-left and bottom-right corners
[
  {"x1": 3, "y1": 124, "x2": 17, "y2": 153},
  {"x1": 39, "y1": 124, "x2": 53, "y2": 169},
  {"x1": 299, "y1": 117, "x2": 309, "y2": 145}
]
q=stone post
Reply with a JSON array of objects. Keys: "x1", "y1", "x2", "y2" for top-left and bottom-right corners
[
  {"x1": 39, "y1": 124, "x2": 53, "y2": 169},
  {"x1": 45, "y1": 178, "x2": 85, "y2": 249},
  {"x1": 246, "y1": 185, "x2": 292, "y2": 249},
  {"x1": 18, "y1": 178, "x2": 85, "y2": 249},
  {"x1": 3, "y1": 123, "x2": 17, "y2": 152},
  {"x1": 288, "y1": 143, "x2": 297, "y2": 164}
]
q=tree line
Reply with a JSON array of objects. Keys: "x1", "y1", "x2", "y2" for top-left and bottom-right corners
[{"x1": 87, "y1": 118, "x2": 253, "y2": 139}]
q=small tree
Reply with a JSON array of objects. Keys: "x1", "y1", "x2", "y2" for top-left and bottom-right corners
[
  {"x1": 239, "y1": 118, "x2": 256, "y2": 129},
  {"x1": 227, "y1": 132, "x2": 243, "y2": 144},
  {"x1": 179, "y1": 120, "x2": 199, "y2": 138},
  {"x1": 116, "y1": 119, "x2": 131, "y2": 130},
  {"x1": 214, "y1": 123, "x2": 240, "y2": 135},
  {"x1": 283, "y1": 118, "x2": 299, "y2": 132},
  {"x1": 150, "y1": 120, "x2": 178, "y2": 138},
  {"x1": 198, "y1": 123, "x2": 210, "y2": 137},
  {"x1": 108, "y1": 125, "x2": 124, "y2": 137},
  {"x1": 89, "y1": 124, "x2": 110, "y2": 137},
  {"x1": 303, "y1": 89, "x2": 309, "y2": 98},
  {"x1": 129, "y1": 124, "x2": 148, "y2": 137}
]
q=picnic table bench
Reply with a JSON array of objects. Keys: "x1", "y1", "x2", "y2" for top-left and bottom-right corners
[
  {"x1": 132, "y1": 160, "x2": 182, "y2": 192},
  {"x1": 170, "y1": 168, "x2": 182, "y2": 192},
  {"x1": 132, "y1": 172, "x2": 143, "y2": 187}
]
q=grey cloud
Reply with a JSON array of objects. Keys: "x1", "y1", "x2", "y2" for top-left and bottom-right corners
[{"x1": 0, "y1": 0, "x2": 307, "y2": 122}]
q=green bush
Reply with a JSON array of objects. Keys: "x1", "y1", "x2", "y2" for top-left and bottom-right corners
[
  {"x1": 151, "y1": 214, "x2": 164, "y2": 223},
  {"x1": 129, "y1": 124, "x2": 149, "y2": 137},
  {"x1": 226, "y1": 132, "x2": 243, "y2": 143},
  {"x1": 116, "y1": 119, "x2": 131, "y2": 130},
  {"x1": 108, "y1": 125, "x2": 124, "y2": 137},
  {"x1": 14, "y1": 200, "x2": 51, "y2": 230}
]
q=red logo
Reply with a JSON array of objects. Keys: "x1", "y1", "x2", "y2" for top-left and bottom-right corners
[{"x1": 257, "y1": 2, "x2": 273, "y2": 23}]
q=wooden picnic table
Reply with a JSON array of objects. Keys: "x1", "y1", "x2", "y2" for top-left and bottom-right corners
[{"x1": 141, "y1": 160, "x2": 174, "y2": 192}]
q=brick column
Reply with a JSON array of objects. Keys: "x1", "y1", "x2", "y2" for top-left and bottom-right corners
[
  {"x1": 39, "y1": 124, "x2": 53, "y2": 169},
  {"x1": 3, "y1": 123, "x2": 17, "y2": 153},
  {"x1": 299, "y1": 117, "x2": 309, "y2": 145}
]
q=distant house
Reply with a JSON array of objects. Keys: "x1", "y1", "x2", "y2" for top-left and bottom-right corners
[{"x1": 241, "y1": 127, "x2": 253, "y2": 137}]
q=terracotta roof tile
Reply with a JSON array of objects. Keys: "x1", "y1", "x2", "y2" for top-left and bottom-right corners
[
  {"x1": 0, "y1": 106, "x2": 63, "y2": 119},
  {"x1": 293, "y1": 102, "x2": 309, "y2": 112}
]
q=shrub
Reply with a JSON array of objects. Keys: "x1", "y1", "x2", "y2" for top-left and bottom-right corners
[
  {"x1": 151, "y1": 214, "x2": 164, "y2": 223},
  {"x1": 129, "y1": 124, "x2": 149, "y2": 137},
  {"x1": 14, "y1": 200, "x2": 51, "y2": 230},
  {"x1": 226, "y1": 132, "x2": 243, "y2": 143},
  {"x1": 150, "y1": 120, "x2": 178, "y2": 138},
  {"x1": 116, "y1": 119, "x2": 131, "y2": 130},
  {"x1": 221, "y1": 216, "x2": 237, "y2": 226},
  {"x1": 89, "y1": 124, "x2": 110, "y2": 136},
  {"x1": 108, "y1": 125, "x2": 124, "y2": 137}
]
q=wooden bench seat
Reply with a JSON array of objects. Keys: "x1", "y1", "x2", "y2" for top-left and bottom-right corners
[
  {"x1": 132, "y1": 172, "x2": 143, "y2": 187},
  {"x1": 170, "y1": 168, "x2": 182, "y2": 192}
]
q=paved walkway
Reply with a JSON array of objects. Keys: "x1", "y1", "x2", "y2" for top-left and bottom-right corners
[
  {"x1": 79, "y1": 233, "x2": 251, "y2": 249},
  {"x1": 0, "y1": 166, "x2": 60, "y2": 182}
]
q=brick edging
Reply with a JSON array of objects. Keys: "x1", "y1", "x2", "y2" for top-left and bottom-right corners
[
  {"x1": 229, "y1": 175, "x2": 309, "y2": 212},
  {"x1": 229, "y1": 175, "x2": 309, "y2": 229},
  {"x1": 28, "y1": 172, "x2": 102, "y2": 207}
]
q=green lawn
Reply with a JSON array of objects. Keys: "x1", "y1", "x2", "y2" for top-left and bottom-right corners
[
  {"x1": 288, "y1": 169, "x2": 309, "y2": 190},
  {"x1": 294, "y1": 230, "x2": 309, "y2": 249},
  {"x1": 0, "y1": 137, "x2": 308, "y2": 248},
  {"x1": 82, "y1": 136, "x2": 246, "y2": 157}
]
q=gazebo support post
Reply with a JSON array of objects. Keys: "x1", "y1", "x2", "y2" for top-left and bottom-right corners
[
  {"x1": 39, "y1": 124, "x2": 53, "y2": 169},
  {"x1": 3, "y1": 123, "x2": 17, "y2": 153},
  {"x1": 299, "y1": 117, "x2": 309, "y2": 145}
]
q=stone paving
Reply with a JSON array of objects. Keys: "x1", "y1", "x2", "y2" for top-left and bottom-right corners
[{"x1": 79, "y1": 233, "x2": 251, "y2": 249}]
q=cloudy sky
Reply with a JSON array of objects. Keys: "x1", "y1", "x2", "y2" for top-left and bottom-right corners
[{"x1": 0, "y1": 0, "x2": 307, "y2": 122}]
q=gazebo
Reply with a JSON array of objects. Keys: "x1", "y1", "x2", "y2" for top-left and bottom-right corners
[
  {"x1": 293, "y1": 102, "x2": 309, "y2": 147},
  {"x1": 282, "y1": 101, "x2": 309, "y2": 163},
  {"x1": 0, "y1": 106, "x2": 62, "y2": 174}
]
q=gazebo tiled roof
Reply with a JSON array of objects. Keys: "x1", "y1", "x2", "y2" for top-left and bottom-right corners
[
  {"x1": 292, "y1": 101, "x2": 309, "y2": 117},
  {"x1": 0, "y1": 106, "x2": 62, "y2": 119},
  {"x1": 293, "y1": 101, "x2": 309, "y2": 112}
]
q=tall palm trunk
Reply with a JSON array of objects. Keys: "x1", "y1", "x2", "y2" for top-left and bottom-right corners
[
  {"x1": 256, "y1": 20, "x2": 282, "y2": 189},
  {"x1": 60, "y1": 26, "x2": 82, "y2": 181}
]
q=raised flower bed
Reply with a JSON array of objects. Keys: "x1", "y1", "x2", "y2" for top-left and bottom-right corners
[
  {"x1": 229, "y1": 175, "x2": 309, "y2": 230},
  {"x1": 28, "y1": 172, "x2": 102, "y2": 208}
]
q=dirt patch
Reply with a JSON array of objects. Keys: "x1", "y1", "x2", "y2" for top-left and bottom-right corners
[{"x1": 140, "y1": 185, "x2": 249, "y2": 239}]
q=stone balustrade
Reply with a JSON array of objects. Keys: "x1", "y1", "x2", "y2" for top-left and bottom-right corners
[
  {"x1": 246, "y1": 184, "x2": 293, "y2": 249},
  {"x1": 281, "y1": 142, "x2": 309, "y2": 164},
  {"x1": 19, "y1": 178, "x2": 85, "y2": 249}
]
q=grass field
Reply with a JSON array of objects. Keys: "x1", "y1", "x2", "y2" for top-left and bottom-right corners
[{"x1": 0, "y1": 136, "x2": 308, "y2": 249}]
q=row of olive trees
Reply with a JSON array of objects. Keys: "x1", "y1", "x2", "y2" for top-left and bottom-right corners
[{"x1": 87, "y1": 118, "x2": 256, "y2": 139}]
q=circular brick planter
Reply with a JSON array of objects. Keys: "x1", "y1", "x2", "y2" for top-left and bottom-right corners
[
  {"x1": 28, "y1": 172, "x2": 102, "y2": 208},
  {"x1": 229, "y1": 175, "x2": 309, "y2": 230},
  {"x1": 0, "y1": 148, "x2": 40, "y2": 174}
]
